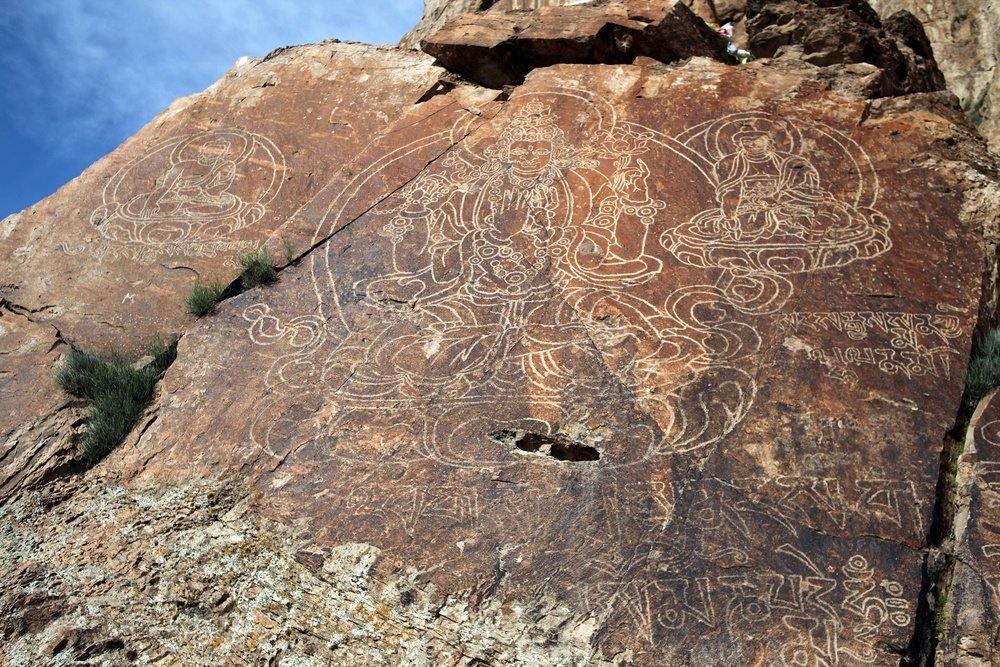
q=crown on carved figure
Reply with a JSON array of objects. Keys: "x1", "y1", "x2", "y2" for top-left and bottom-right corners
[{"x1": 505, "y1": 100, "x2": 560, "y2": 142}]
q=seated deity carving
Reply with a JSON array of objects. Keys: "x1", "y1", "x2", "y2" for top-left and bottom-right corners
[
  {"x1": 333, "y1": 100, "x2": 671, "y2": 399},
  {"x1": 90, "y1": 130, "x2": 281, "y2": 250},
  {"x1": 664, "y1": 115, "x2": 891, "y2": 276}
]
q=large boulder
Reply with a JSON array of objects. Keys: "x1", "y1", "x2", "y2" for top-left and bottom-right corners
[
  {"x1": 421, "y1": 0, "x2": 727, "y2": 87},
  {"x1": 868, "y1": 0, "x2": 1000, "y2": 153},
  {"x1": 744, "y1": 0, "x2": 946, "y2": 95},
  {"x1": 1, "y1": 1, "x2": 999, "y2": 665}
]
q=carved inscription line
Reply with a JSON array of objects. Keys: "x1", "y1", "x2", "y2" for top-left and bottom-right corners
[
  {"x1": 781, "y1": 311, "x2": 963, "y2": 380},
  {"x1": 607, "y1": 546, "x2": 910, "y2": 665}
]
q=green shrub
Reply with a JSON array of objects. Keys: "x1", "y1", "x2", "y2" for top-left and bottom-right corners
[
  {"x1": 56, "y1": 340, "x2": 176, "y2": 466},
  {"x1": 282, "y1": 238, "x2": 295, "y2": 263},
  {"x1": 237, "y1": 247, "x2": 276, "y2": 290},
  {"x1": 934, "y1": 588, "x2": 949, "y2": 634},
  {"x1": 148, "y1": 335, "x2": 178, "y2": 370},
  {"x1": 964, "y1": 327, "x2": 1000, "y2": 410},
  {"x1": 185, "y1": 279, "x2": 224, "y2": 316}
]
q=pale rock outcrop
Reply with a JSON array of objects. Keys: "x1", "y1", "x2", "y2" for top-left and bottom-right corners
[{"x1": 868, "y1": 0, "x2": 1000, "y2": 152}]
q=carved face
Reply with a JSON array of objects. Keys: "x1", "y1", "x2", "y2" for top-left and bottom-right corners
[
  {"x1": 739, "y1": 134, "x2": 774, "y2": 160},
  {"x1": 507, "y1": 140, "x2": 553, "y2": 176},
  {"x1": 195, "y1": 139, "x2": 233, "y2": 166}
]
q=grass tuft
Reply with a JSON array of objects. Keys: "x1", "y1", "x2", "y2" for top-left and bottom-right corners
[
  {"x1": 57, "y1": 340, "x2": 176, "y2": 466},
  {"x1": 185, "y1": 280, "x2": 224, "y2": 316},
  {"x1": 238, "y1": 247, "x2": 276, "y2": 290},
  {"x1": 934, "y1": 587, "x2": 949, "y2": 634},
  {"x1": 964, "y1": 327, "x2": 1000, "y2": 411}
]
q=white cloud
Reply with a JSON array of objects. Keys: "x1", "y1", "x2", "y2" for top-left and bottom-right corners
[{"x1": 0, "y1": 0, "x2": 424, "y2": 159}]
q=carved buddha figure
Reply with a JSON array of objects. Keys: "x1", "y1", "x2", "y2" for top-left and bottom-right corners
[
  {"x1": 703, "y1": 120, "x2": 868, "y2": 244},
  {"x1": 100, "y1": 136, "x2": 249, "y2": 245},
  {"x1": 331, "y1": 100, "x2": 669, "y2": 398},
  {"x1": 351, "y1": 101, "x2": 581, "y2": 394},
  {"x1": 135, "y1": 138, "x2": 239, "y2": 219}
]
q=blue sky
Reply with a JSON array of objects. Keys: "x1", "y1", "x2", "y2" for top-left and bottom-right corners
[{"x1": 0, "y1": 0, "x2": 424, "y2": 219}]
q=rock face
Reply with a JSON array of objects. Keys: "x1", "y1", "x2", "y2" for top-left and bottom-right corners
[
  {"x1": 0, "y1": 42, "x2": 444, "y2": 356},
  {"x1": 1, "y1": 477, "x2": 614, "y2": 666},
  {"x1": 400, "y1": 0, "x2": 482, "y2": 49},
  {"x1": 867, "y1": 0, "x2": 1000, "y2": 153},
  {"x1": 669, "y1": 0, "x2": 1000, "y2": 152},
  {"x1": 942, "y1": 390, "x2": 1000, "y2": 666},
  {"x1": 422, "y1": 0, "x2": 727, "y2": 87},
  {"x1": 2, "y1": 1, "x2": 1000, "y2": 665},
  {"x1": 744, "y1": 0, "x2": 946, "y2": 95},
  {"x1": 0, "y1": 40, "x2": 446, "y2": 508},
  {"x1": 0, "y1": 306, "x2": 78, "y2": 500}
]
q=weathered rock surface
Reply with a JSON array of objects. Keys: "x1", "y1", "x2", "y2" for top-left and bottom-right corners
[
  {"x1": 940, "y1": 391, "x2": 1000, "y2": 666},
  {"x1": 0, "y1": 42, "x2": 444, "y2": 356},
  {"x1": 668, "y1": 0, "x2": 1000, "y2": 151},
  {"x1": 422, "y1": 0, "x2": 727, "y2": 87},
  {"x1": 0, "y1": 476, "x2": 616, "y2": 666},
  {"x1": 868, "y1": 0, "x2": 1000, "y2": 152},
  {"x1": 744, "y1": 0, "x2": 946, "y2": 96},
  {"x1": 401, "y1": 0, "x2": 600, "y2": 50},
  {"x1": 2, "y1": 1, "x2": 1000, "y2": 665},
  {"x1": 0, "y1": 304, "x2": 79, "y2": 501},
  {"x1": 401, "y1": 0, "x2": 482, "y2": 49}
]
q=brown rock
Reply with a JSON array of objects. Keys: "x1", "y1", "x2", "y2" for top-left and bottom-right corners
[
  {"x1": 0, "y1": 304, "x2": 80, "y2": 503},
  {"x1": 400, "y1": 0, "x2": 483, "y2": 49},
  {"x1": 623, "y1": 0, "x2": 1000, "y2": 148},
  {"x1": 0, "y1": 42, "x2": 445, "y2": 357},
  {"x1": 941, "y1": 391, "x2": 1000, "y2": 665},
  {"x1": 868, "y1": 0, "x2": 1000, "y2": 152},
  {"x1": 745, "y1": 0, "x2": 946, "y2": 95},
  {"x1": 421, "y1": 0, "x2": 727, "y2": 87},
  {"x1": 93, "y1": 55, "x2": 995, "y2": 664}
]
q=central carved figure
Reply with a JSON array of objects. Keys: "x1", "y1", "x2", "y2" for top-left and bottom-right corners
[{"x1": 349, "y1": 98, "x2": 667, "y2": 401}]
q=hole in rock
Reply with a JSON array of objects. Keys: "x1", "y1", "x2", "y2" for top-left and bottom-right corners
[
  {"x1": 549, "y1": 439, "x2": 600, "y2": 462},
  {"x1": 513, "y1": 432, "x2": 547, "y2": 453},
  {"x1": 488, "y1": 430, "x2": 600, "y2": 462}
]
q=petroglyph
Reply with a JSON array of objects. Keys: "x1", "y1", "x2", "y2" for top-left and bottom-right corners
[
  {"x1": 72, "y1": 129, "x2": 285, "y2": 264},
  {"x1": 780, "y1": 310, "x2": 964, "y2": 381},
  {"x1": 664, "y1": 112, "x2": 891, "y2": 289},
  {"x1": 345, "y1": 485, "x2": 480, "y2": 535},
  {"x1": 227, "y1": 90, "x2": 930, "y2": 660},
  {"x1": 597, "y1": 546, "x2": 911, "y2": 664},
  {"x1": 973, "y1": 418, "x2": 1000, "y2": 610},
  {"x1": 245, "y1": 90, "x2": 891, "y2": 470}
]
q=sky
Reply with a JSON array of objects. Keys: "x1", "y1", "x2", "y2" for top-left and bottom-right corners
[{"x1": 0, "y1": 0, "x2": 424, "y2": 219}]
